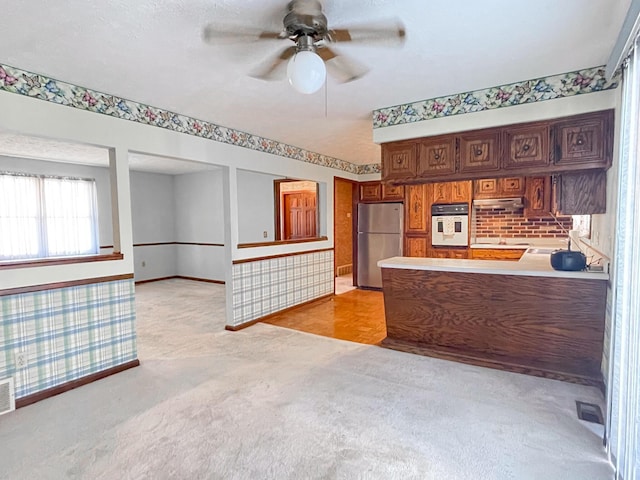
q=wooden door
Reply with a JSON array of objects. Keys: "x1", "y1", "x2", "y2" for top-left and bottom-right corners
[
  {"x1": 416, "y1": 136, "x2": 457, "y2": 178},
  {"x1": 284, "y1": 193, "x2": 317, "y2": 239},
  {"x1": 458, "y1": 130, "x2": 501, "y2": 174},
  {"x1": 382, "y1": 142, "x2": 417, "y2": 181},
  {"x1": 405, "y1": 184, "x2": 429, "y2": 234},
  {"x1": 503, "y1": 124, "x2": 549, "y2": 170},
  {"x1": 381, "y1": 184, "x2": 405, "y2": 201}
]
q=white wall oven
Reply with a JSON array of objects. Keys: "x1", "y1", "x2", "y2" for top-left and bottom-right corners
[{"x1": 431, "y1": 203, "x2": 469, "y2": 247}]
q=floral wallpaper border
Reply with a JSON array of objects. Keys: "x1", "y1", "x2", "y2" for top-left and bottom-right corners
[
  {"x1": 373, "y1": 66, "x2": 619, "y2": 129},
  {"x1": 0, "y1": 63, "x2": 619, "y2": 177},
  {"x1": 0, "y1": 62, "x2": 363, "y2": 174}
]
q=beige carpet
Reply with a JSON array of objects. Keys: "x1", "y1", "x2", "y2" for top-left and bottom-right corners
[{"x1": 0, "y1": 279, "x2": 612, "y2": 479}]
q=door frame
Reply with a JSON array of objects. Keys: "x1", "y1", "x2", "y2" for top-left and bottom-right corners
[{"x1": 333, "y1": 177, "x2": 358, "y2": 289}]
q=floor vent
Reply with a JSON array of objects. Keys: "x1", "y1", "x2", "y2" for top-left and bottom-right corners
[
  {"x1": 0, "y1": 378, "x2": 16, "y2": 416},
  {"x1": 576, "y1": 401, "x2": 604, "y2": 424},
  {"x1": 336, "y1": 264, "x2": 352, "y2": 277}
]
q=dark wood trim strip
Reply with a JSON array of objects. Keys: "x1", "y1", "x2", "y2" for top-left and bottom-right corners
[
  {"x1": 135, "y1": 275, "x2": 225, "y2": 285},
  {"x1": 16, "y1": 359, "x2": 140, "y2": 409},
  {"x1": 232, "y1": 247, "x2": 334, "y2": 265},
  {"x1": 99, "y1": 245, "x2": 114, "y2": 249},
  {"x1": 133, "y1": 242, "x2": 174, "y2": 247},
  {"x1": 174, "y1": 242, "x2": 224, "y2": 247},
  {"x1": 237, "y1": 236, "x2": 328, "y2": 249},
  {"x1": 175, "y1": 275, "x2": 224, "y2": 284},
  {"x1": 225, "y1": 293, "x2": 334, "y2": 331},
  {"x1": 134, "y1": 276, "x2": 176, "y2": 285},
  {"x1": 0, "y1": 253, "x2": 123, "y2": 270},
  {"x1": 133, "y1": 242, "x2": 225, "y2": 247},
  {"x1": 0, "y1": 273, "x2": 134, "y2": 297}
]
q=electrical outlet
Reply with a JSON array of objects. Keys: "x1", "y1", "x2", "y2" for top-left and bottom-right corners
[
  {"x1": 14, "y1": 351, "x2": 27, "y2": 369},
  {"x1": 263, "y1": 231, "x2": 268, "y2": 238},
  {"x1": 141, "y1": 261, "x2": 146, "y2": 267}
]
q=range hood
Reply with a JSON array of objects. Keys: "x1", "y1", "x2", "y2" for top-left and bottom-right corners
[{"x1": 473, "y1": 197, "x2": 524, "y2": 209}]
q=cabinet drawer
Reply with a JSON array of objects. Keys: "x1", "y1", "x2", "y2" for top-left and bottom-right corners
[{"x1": 470, "y1": 248, "x2": 524, "y2": 261}]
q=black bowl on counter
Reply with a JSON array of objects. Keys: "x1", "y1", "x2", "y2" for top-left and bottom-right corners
[{"x1": 550, "y1": 250, "x2": 587, "y2": 271}]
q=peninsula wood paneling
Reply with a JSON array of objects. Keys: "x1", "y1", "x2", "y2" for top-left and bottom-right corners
[{"x1": 380, "y1": 267, "x2": 607, "y2": 385}]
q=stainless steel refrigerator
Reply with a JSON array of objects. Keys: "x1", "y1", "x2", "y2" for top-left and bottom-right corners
[{"x1": 357, "y1": 203, "x2": 403, "y2": 289}]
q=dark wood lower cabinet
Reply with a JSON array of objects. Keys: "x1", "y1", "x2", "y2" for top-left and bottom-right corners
[{"x1": 380, "y1": 267, "x2": 606, "y2": 386}]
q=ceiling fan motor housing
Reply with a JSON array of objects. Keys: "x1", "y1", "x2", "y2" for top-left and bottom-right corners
[{"x1": 284, "y1": 0, "x2": 328, "y2": 40}]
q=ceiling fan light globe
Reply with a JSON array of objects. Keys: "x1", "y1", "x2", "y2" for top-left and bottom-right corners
[{"x1": 286, "y1": 51, "x2": 326, "y2": 94}]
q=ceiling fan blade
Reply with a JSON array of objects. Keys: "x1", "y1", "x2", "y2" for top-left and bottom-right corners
[
  {"x1": 249, "y1": 46, "x2": 297, "y2": 80},
  {"x1": 327, "y1": 19, "x2": 406, "y2": 46},
  {"x1": 202, "y1": 24, "x2": 286, "y2": 45},
  {"x1": 317, "y1": 47, "x2": 369, "y2": 83}
]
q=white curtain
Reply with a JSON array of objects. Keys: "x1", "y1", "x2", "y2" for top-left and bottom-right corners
[
  {"x1": 607, "y1": 38, "x2": 640, "y2": 480},
  {"x1": 0, "y1": 173, "x2": 99, "y2": 260}
]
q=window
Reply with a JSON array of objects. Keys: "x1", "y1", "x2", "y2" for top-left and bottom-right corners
[{"x1": 0, "y1": 172, "x2": 99, "y2": 261}]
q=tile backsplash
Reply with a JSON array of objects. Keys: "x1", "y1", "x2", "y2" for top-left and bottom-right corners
[{"x1": 472, "y1": 207, "x2": 573, "y2": 239}]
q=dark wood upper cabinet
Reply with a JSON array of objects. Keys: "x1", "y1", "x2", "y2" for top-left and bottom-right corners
[
  {"x1": 381, "y1": 142, "x2": 416, "y2": 181},
  {"x1": 458, "y1": 130, "x2": 501, "y2": 174},
  {"x1": 359, "y1": 182, "x2": 382, "y2": 202},
  {"x1": 503, "y1": 124, "x2": 549, "y2": 170},
  {"x1": 553, "y1": 171, "x2": 607, "y2": 215},
  {"x1": 380, "y1": 109, "x2": 613, "y2": 183},
  {"x1": 552, "y1": 111, "x2": 613, "y2": 169},
  {"x1": 416, "y1": 136, "x2": 457, "y2": 178}
]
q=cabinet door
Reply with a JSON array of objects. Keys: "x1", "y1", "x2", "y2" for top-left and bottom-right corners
[
  {"x1": 555, "y1": 171, "x2": 606, "y2": 215},
  {"x1": 359, "y1": 182, "x2": 382, "y2": 202},
  {"x1": 524, "y1": 176, "x2": 551, "y2": 217},
  {"x1": 501, "y1": 177, "x2": 525, "y2": 196},
  {"x1": 381, "y1": 184, "x2": 404, "y2": 201},
  {"x1": 474, "y1": 179, "x2": 499, "y2": 198},
  {"x1": 431, "y1": 182, "x2": 450, "y2": 204},
  {"x1": 450, "y1": 181, "x2": 472, "y2": 203},
  {"x1": 405, "y1": 236, "x2": 429, "y2": 257},
  {"x1": 382, "y1": 142, "x2": 417, "y2": 181},
  {"x1": 416, "y1": 136, "x2": 457, "y2": 178},
  {"x1": 429, "y1": 247, "x2": 469, "y2": 259},
  {"x1": 458, "y1": 130, "x2": 501, "y2": 174},
  {"x1": 405, "y1": 184, "x2": 429, "y2": 233},
  {"x1": 552, "y1": 111, "x2": 611, "y2": 169},
  {"x1": 503, "y1": 124, "x2": 549, "y2": 170}
]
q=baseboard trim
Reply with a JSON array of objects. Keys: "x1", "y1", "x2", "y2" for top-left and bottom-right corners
[
  {"x1": 225, "y1": 293, "x2": 334, "y2": 331},
  {"x1": 15, "y1": 359, "x2": 140, "y2": 409},
  {"x1": 135, "y1": 275, "x2": 225, "y2": 285}
]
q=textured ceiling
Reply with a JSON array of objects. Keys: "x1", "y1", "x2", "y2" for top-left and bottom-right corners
[
  {"x1": 0, "y1": 0, "x2": 631, "y2": 166},
  {"x1": 0, "y1": 133, "x2": 220, "y2": 174}
]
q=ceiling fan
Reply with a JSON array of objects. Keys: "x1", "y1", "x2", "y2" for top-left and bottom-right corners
[{"x1": 202, "y1": 0, "x2": 406, "y2": 94}]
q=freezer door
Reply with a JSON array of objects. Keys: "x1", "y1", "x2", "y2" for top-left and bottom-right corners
[
  {"x1": 358, "y1": 203, "x2": 403, "y2": 234},
  {"x1": 357, "y1": 232, "x2": 403, "y2": 288}
]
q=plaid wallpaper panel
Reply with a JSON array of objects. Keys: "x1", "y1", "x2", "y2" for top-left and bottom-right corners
[
  {"x1": 0, "y1": 279, "x2": 137, "y2": 399},
  {"x1": 231, "y1": 250, "x2": 333, "y2": 326}
]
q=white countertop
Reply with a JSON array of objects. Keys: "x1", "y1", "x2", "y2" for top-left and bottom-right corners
[{"x1": 378, "y1": 250, "x2": 609, "y2": 280}]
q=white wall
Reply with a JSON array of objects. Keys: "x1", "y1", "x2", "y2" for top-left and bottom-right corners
[
  {"x1": 0, "y1": 155, "x2": 113, "y2": 249},
  {"x1": 130, "y1": 170, "x2": 176, "y2": 281},
  {"x1": 174, "y1": 169, "x2": 225, "y2": 281},
  {"x1": 237, "y1": 169, "x2": 283, "y2": 243}
]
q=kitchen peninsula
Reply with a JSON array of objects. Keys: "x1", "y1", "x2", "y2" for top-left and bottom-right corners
[{"x1": 378, "y1": 250, "x2": 609, "y2": 386}]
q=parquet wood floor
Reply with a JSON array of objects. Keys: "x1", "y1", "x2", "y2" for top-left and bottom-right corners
[{"x1": 262, "y1": 289, "x2": 387, "y2": 345}]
